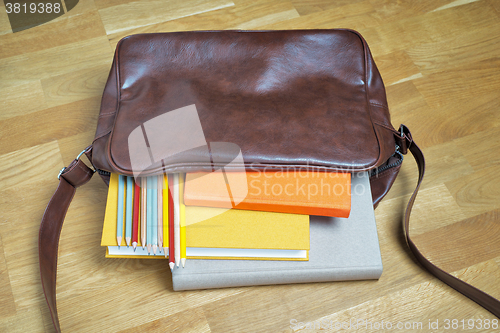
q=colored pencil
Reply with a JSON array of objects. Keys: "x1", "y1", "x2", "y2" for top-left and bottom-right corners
[
  {"x1": 179, "y1": 174, "x2": 186, "y2": 267},
  {"x1": 152, "y1": 176, "x2": 158, "y2": 255},
  {"x1": 173, "y1": 173, "x2": 181, "y2": 267},
  {"x1": 146, "y1": 177, "x2": 152, "y2": 254},
  {"x1": 168, "y1": 175, "x2": 175, "y2": 271},
  {"x1": 163, "y1": 174, "x2": 169, "y2": 258},
  {"x1": 141, "y1": 177, "x2": 147, "y2": 249},
  {"x1": 125, "y1": 176, "x2": 133, "y2": 247},
  {"x1": 132, "y1": 181, "x2": 140, "y2": 251},
  {"x1": 116, "y1": 175, "x2": 125, "y2": 247},
  {"x1": 157, "y1": 175, "x2": 163, "y2": 252}
]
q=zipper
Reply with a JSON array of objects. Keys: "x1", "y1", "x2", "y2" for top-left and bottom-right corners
[
  {"x1": 97, "y1": 147, "x2": 404, "y2": 178},
  {"x1": 370, "y1": 145, "x2": 404, "y2": 177},
  {"x1": 96, "y1": 169, "x2": 111, "y2": 176}
]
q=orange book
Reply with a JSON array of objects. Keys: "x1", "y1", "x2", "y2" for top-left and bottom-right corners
[{"x1": 184, "y1": 169, "x2": 351, "y2": 217}]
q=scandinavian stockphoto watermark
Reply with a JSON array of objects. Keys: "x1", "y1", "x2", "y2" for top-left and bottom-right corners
[
  {"x1": 290, "y1": 317, "x2": 499, "y2": 331},
  {"x1": 127, "y1": 104, "x2": 367, "y2": 224},
  {"x1": 290, "y1": 318, "x2": 424, "y2": 331},
  {"x1": 246, "y1": 166, "x2": 365, "y2": 201},
  {"x1": 127, "y1": 104, "x2": 248, "y2": 225}
]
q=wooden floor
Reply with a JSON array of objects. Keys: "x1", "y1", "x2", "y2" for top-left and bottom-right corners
[{"x1": 1, "y1": 0, "x2": 500, "y2": 332}]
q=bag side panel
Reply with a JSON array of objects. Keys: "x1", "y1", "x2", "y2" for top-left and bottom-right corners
[
  {"x1": 347, "y1": 29, "x2": 401, "y2": 204},
  {"x1": 92, "y1": 47, "x2": 120, "y2": 173}
]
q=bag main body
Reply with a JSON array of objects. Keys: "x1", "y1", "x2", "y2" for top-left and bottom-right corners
[{"x1": 90, "y1": 29, "x2": 402, "y2": 204}]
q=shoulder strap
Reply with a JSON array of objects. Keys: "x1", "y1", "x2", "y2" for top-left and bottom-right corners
[
  {"x1": 399, "y1": 125, "x2": 500, "y2": 317},
  {"x1": 39, "y1": 131, "x2": 500, "y2": 332},
  {"x1": 39, "y1": 148, "x2": 95, "y2": 333}
]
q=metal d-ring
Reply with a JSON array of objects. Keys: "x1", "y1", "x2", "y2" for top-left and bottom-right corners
[{"x1": 57, "y1": 147, "x2": 94, "y2": 179}]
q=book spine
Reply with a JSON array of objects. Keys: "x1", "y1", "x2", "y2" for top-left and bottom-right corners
[{"x1": 172, "y1": 266, "x2": 382, "y2": 291}]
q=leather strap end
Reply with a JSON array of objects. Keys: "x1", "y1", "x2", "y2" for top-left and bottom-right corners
[{"x1": 395, "y1": 124, "x2": 413, "y2": 155}]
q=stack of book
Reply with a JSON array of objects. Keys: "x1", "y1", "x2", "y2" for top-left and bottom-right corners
[{"x1": 102, "y1": 169, "x2": 383, "y2": 290}]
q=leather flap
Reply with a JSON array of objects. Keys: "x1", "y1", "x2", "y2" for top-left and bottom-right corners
[{"x1": 95, "y1": 29, "x2": 396, "y2": 175}]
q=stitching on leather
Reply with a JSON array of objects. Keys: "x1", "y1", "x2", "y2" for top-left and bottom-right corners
[
  {"x1": 76, "y1": 163, "x2": 92, "y2": 179},
  {"x1": 98, "y1": 112, "x2": 116, "y2": 118},
  {"x1": 374, "y1": 121, "x2": 398, "y2": 133},
  {"x1": 92, "y1": 130, "x2": 112, "y2": 143},
  {"x1": 370, "y1": 102, "x2": 389, "y2": 110}
]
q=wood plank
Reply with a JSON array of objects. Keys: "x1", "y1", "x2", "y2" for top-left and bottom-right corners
[
  {"x1": 311, "y1": 259, "x2": 500, "y2": 331},
  {"x1": 57, "y1": 131, "x2": 100, "y2": 166},
  {"x1": 107, "y1": 0, "x2": 299, "y2": 47},
  {"x1": 413, "y1": 57, "x2": 500, "y2": 109},
  {"x1": 378, "y1": 140, "x2": 474, "y2": 201},
  {"x1": 0, "y1": 308, "x2": 46, "y2": 333},
  {"x1": 375, "y1": 184, "x2": 467, "y2": 237},
  {"x1": 117, "y1": 306, "x2": 211, "y2": 333},
  {"x1": 361, "y1": 1, "x2": 499, "y2": 56},
  {"x1": 41, "y1": 64, "x2": 110, "y2": 108},
  {"x1": 454, "y1": 126, "x2": 500, "y2": 171},
  {"x1": 97, "y1": 0, "x2": 234, "y2": 35},
  {"x1": 3, "y1": 224, "x2": 47, "y2": 309},
  {"x1": 0, "y1": 234, "x2": 16, "y2": 318},
  {"x1": 388, "y1": 83, "x2": 500, "y2": 148},
  {"x1": 0, "y1": 96, "x2": 101, "y2": 156},
  {"x1": 412, "y1": 210, "x2": 500, "y2": 273},
  {"x1": 0, "y1": 10, "x2": 106, "y2": 60},
  {"x1": 446, "y1": 165, "x2": 500, "y2": 218},
  {"x1": 290, "y1": 0, "x2": 365, "y2": 16},
  {"x1": 407, "y1": 24, "x2": 500, "y2": 75},
  {"x1": 0, "y1": 2, "x2": 12, "y2": 35},
  {"x1": 260, "y1": 1, "x2": 377, "y2": 31},
  {"x1": 375, "y1": 50, "x2": 422, "y2": 87},
  {"x1": 0, "y1": 36, "x2": 113, "y2": 80},
  {"x1": 0, "y1": 80, "x2": 47, "y2": 121},
  {"x1": 0, "y1": 141, "x2": 63, "y2": 192},
  {"x1": 0, "y1": 179, "x2": 57, "y2": 231}
]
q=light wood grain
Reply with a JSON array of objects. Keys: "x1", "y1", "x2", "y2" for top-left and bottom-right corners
[
  {"x1": 0, "y1": 0, "x2": 499, "y2": 332},
  {"x1": 0, "y1": 80, "x2": 47, "y2": 120}
]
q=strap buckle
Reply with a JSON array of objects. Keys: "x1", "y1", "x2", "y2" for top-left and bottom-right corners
[
  {"x1": 57, "y1": 147, "x2": 94, "y2": 179},
  {"x1": 396, "y1": 124, "x2": 413, "y2": 155},
  {"x1": 57, "y1": 167, "x2": 67, "y2": 180}
]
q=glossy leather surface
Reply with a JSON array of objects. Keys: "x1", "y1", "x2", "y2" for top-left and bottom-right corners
[{"x1": 92, "y1": 29, "x2": 397, "y2": 176}]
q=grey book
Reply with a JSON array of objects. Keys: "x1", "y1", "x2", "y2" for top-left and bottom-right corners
[{"x1": 172, "y1": 172, "x2": 382, "y2": 290}]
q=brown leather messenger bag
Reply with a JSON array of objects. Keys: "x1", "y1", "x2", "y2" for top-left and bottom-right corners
[{"x1": 39, "y1": 29, "x2": 500, "y2": 332}]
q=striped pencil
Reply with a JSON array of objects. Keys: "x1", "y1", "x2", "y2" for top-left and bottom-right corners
[
  {"x1": 116, "y1": 175, "x2": 125, "y2": 247},
  {"x1": 152, "y1": 176, "x2": 158, "y2": 255},
  {"x1": 168, "y1": 175, "x2": 175, "y2": 271},
  {"x1": 173, "y1": 173, "x2": 180, "y2": 267},
  {"x1": 125, "y1": 176, "x2": 133, "y2": 247},
  {"x1": 179, "y1": 174, "x2": 186, "y2": 268},
  {"x1": 163, "y1": 174, "x2": 169, "y2": 258},
  {"x1": 141, "y1": 177, "x2": 147, "y2": 249},
  {"x1": 157, "y1": 175, "x2": 163, "y2": 253},
  {"x1": 146, "y1": 177, "x2": 152, "y2": 254},
  {"x1": 132, "y1": 181, "x2": 140, "y2": 251}
]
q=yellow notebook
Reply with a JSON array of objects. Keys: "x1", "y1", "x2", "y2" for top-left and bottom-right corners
[{"x1": 102, "y1": 173, "x2": 309, "y2": 260}]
